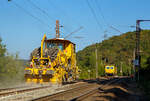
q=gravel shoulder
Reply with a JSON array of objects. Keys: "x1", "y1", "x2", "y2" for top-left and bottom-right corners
[{"x1": 91, "y1": 78, "x2": 146, "y2": 101}]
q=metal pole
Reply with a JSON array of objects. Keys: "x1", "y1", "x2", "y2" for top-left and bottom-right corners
[
  {"x1": 135, "y1": 20, "x2": 150, "y2": 81},
  {"x1": 95, "y1": 48, "x2": 98, "y2": 78},
  {"x1": 135, "y1": 20, "x2": 141, "y2": 81},
  {"x1": 56, "y1": 20, "x2": 60, "y2": 38},
  {"x1": 133, "y1": 48, "x2": 136, "y2": 80},
  {"x1": 120, "y1": 62, "x2": 123, "y2": 76}
]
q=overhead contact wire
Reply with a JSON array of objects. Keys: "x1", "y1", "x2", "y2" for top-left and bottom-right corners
[
  {"x1": 10, "y1": 1, "x2": 50, "y2": 28},
  {"x1": 94, "y1": 0, "x2": 108, "y2": 26},
  {"x1": 27, "y1": 0, "x2": 55, "y2": 21},
  {"x1": 86, "y1": 0, "x2": 103, "y2": 30},
  {"x1": 94, "y1": 0, "x2": 122, "y2": 34}
]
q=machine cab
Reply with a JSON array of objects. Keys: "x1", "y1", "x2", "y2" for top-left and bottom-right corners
[
  {"x1": 45, "y1": 38, "x2": 76, "y2": 55},
  {"x1": 45, "y1": 38, "x2": 64, "y2": 51}
]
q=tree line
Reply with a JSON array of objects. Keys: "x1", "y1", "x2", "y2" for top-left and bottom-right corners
[
  {"x1": 0, "y1": 38, "x2": 24, "y2": 87},
  {"x1": 77, "y1": 30, "x2": 150, "y2": 79}
]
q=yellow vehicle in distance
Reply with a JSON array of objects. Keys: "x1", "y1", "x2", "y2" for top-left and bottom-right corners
[{"x1": 105, "y1": 65, "x2": 117, "y2": 76}]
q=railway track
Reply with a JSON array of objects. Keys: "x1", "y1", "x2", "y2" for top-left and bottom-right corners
[
  {"x1": 31, "y1": 77, "x2": 121, "y2": 101},
  {"x1": 0, "y1": 78, "x2": 124, "y2": 101},
  {"x1": 0, "y1": 83, "x2": 53, "y2": 93},
  {"x1": 0, "y1": 81, "x2": 85, "y2": 101},
  {"x1": 0, "y1": 85, "x2": 52, "y2": 101},
  {"x1": 0, "y1": 86, "x2": 51, "y2": 97},
  {"x1": 0, "y1": 86, "x2": 27, "y2": 92},
  {"x1": 0, "y1": 85, "x2": 37, "y2": 94},
  {"x1": 71, "y1": 78, "x2": 120, "y2": 101}
]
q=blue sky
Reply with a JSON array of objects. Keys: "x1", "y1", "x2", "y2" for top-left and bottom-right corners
[{"x1": 0, "y1": 0, "x2": 150, "y2": 59}]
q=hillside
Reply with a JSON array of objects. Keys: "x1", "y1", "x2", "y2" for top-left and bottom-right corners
[{"x1": 77, "y1": 30, "x2": 150, "y2": 78}]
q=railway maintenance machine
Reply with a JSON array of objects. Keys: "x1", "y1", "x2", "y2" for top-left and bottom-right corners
[
  {"x1": 105, "y1": 65, "x2": 117, "y2": 76},
  {"x1": 24, "y1": 20, "x2": 79, "y2": 83}
]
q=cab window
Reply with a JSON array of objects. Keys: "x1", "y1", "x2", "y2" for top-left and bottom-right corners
[
  {"x1": 47, "y1": 43, "x2": 56, "y2": 48},
  {"x1": 58, "y1": 43, "x2": 63, "y2": 51}
]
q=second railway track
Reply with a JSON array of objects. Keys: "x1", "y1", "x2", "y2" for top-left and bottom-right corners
[{"x1": 31, "y1": 77, "x2": 121, "y2": 101}]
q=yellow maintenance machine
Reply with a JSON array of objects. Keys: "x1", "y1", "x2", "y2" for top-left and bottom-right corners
[
  {"x1": 24, "y1": 20, "x2": 79, "y2": 83},
  {"x1": 105, "y1": 65, "x2": 117, "y2": 76}
]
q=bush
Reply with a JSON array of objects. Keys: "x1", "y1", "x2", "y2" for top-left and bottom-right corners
[{"x1": 0, "y1": 38, "x2": 24, "y2": 87}]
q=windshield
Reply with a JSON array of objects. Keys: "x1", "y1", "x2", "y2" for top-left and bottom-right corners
[
  {"x1": 58, "y1": 43, "x2": 63, "y2": 50},
  {"x1": 47, "y1": 43, "x2": 63, "y2": 51},
  {"x1": 47, "y1": 43, "x2": 56, "y2": 48}
]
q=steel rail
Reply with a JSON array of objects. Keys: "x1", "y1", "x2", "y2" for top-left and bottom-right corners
[
  {"x1": 31, "y1": 83, "x2": 95, "y2": 101},
  {"x1": 0, "y1": 85, "x2": 51, "y2": 97},
  {"x1": 31, "y1": 78, "x2": 120, "y2": 101},
  {"x1": 70, "y1": 78, "x2": 120, "y2": 101}
]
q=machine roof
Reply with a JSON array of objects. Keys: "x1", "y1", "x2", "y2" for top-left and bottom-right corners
[{"x1": 46, "y1": 38, "x2": 75, "y2": 45}]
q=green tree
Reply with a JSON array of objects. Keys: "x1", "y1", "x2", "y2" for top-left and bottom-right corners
[
  {"x1": 0, "y1": 38, "x2": 24, "y2": 87},
  {"x1": 77, "y1": 30, "x2": 150, "y2": 78}
]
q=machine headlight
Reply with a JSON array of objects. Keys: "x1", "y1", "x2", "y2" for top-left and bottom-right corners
[
  {"x1": 25, "y1": 70, "x2": 31, "y2": 74},
  {"x1": 46, "y1": 70, "x2": 54, "y2": 74}
]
